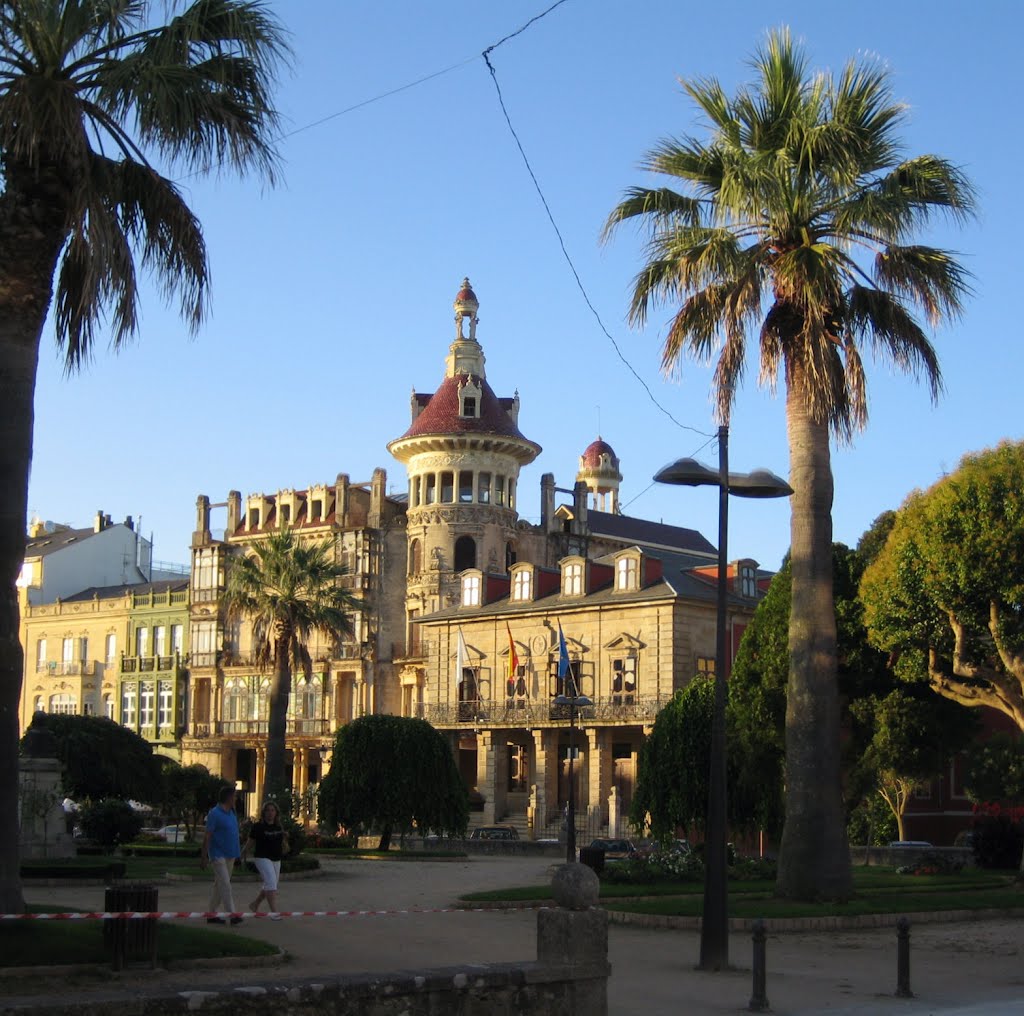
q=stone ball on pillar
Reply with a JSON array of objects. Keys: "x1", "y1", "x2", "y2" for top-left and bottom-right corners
[
  {"x1": 551, "y1": 862, "x2": 599, "y2": 910},
  {"x1": 22, "y1": 711, "x2": 59, "y2": 759}
]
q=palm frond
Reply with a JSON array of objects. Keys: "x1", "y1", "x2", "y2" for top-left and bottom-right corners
[
  {"x1": 874, "y1": 245, "x2": 972, "y2": 326},
  {"x1": 601, "y1": 185, "x2": 703, "y2": 243}
]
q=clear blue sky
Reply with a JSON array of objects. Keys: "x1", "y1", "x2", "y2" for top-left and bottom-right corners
[{"x1": 26, "y1": 1, "x2": 1023, "y2": 573}]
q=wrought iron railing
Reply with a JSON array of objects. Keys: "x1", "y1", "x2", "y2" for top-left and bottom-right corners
[{"x1": 416, "y1": 695, "x2": 670, "y2": 727}]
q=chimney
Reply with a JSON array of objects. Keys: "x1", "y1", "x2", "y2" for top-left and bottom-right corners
[
  {"x1": 335, "y1": 474, "x2": 350, "y2": 528},
  {"x1": 541, "y1": 473, "x2": 556, "y2": 533},
  {"x1": 573, "y1": 480, "x2": 589, "y2": 533},
  {"x1": 124, "y1": 515, "x2": 134, "y2": 532},
  {"x1": 226, "y1": 491, "x2": 242, "y2": 534},
  {"x1": 369, "y1": 467, "x2": 386, "y2": 528},
  {"x1": 93, "y1": 510, "x2": 104, "y2": 533}
]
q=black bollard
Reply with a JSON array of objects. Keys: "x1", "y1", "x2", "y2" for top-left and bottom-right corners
[
  {"x1": 749, "y1": 918, "x2": 769, "y2": 1011},
  {"x1": 895, "y1": 916, "x2": 913, "y2": 998}
]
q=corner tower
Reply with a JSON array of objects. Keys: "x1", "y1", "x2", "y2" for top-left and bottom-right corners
[
  {"x1": 388, "y1": 279, "x2": 541, "y2": 622},
  {"x1": 577, "y1": 437, "x2": 622, "y2": 513}
]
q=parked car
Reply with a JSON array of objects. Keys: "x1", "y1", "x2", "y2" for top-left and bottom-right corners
[
  {"x1": 889, "y1": 840, "x2": 932, "y2": 848},
  {"x1": 953, "y1": 830, "x2": 976, "y2": 850},
  {"x1": 587, "y1": 838, "x2": 636, "y2": 862},
  {"x1": 152, "y1": 823, "x2": 195, "y2": 843},
  {"x1": 469, "y1": 825, "x2": 519, "y2": 841}
]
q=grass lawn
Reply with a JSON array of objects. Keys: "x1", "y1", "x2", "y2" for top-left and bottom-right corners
[
  {"x1": 306, "y1": 849, "x2": 467, "y2": 861},
  {"x1": 460, "y1": 866, "x2": 1024, "y2": 920},
  {"x1": 0, "y1": 907, "x2": 277, "y2": 968}
]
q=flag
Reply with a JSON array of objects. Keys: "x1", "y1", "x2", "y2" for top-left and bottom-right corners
[
  {"x1": 557, "y1": 620, "x2": 570, "y2": 680},
  {"x1": 455, "y1": 628, "x2": 467, "y2": 688},
  {"x1": 506, "y1": 622, "x2": 519, "y2": 694}
]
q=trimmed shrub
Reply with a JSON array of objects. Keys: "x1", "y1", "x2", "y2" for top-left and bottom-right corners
[{"x1": 79, "y1": 799, "x2": 144, "y2": 852}]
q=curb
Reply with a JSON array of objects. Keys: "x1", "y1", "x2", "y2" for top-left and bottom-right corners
[{"x1": 0, "y1": 948, "x2": 287, "y2": 980}]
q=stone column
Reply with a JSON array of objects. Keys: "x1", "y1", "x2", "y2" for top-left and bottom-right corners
[
  {"x1": 537, "y1": 864, "x2": 609, "y2": 1015},
  {"x1": 476, "y1": 731, "x2": 496, "y2": 824},
  {"x1": 587, "y1": 728, "x2": 608, "y2": 831},
  {"x1": 19, "y1": 714, "x2": 75, "y2": 859},
  {"x1": 531, "y1": 728, "x2": 549, "y2": 836}
]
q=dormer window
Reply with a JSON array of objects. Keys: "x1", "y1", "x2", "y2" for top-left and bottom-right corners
[
  {"x1": 740, "y1": 564, "x2": 757, "y2": 598},
  {"x1": 461, "y1": 572, "x2": 481, "y2": 608},
  {"x1": 461, "y1": 395, "x2": 477, "y2": 418},
  {"x1": 616, "y1": 555, "x2": 639, "y2": 591},
  {"x1": 512, "y1": 567, "x2": 532, "y2": 602},
  {"x1": 562, "y1": 560, "x2": 584, "y2": 597}
]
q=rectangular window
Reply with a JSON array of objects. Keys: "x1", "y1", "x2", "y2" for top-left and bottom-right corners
[
  {"x1": 440, "y1": 471, "x2": 454, "y2": 503},
  {"x1": 462, "y1": 396, "x2": 476, "y2": 417},
  {"x1": 550, "y1": 659, "x2": 583, "y2": 699},
  {"x1": 62, "y1": 637, "x2": 74, "y2": 666},
  {"x1": 79, "y1": 636, "x2": 88, "y2": 662},
  {"x1": 139, "y1": 682, "x2": 155, "y2": 727},
  {"x1": 104, "y1": 695, "x2": 114, "y2": 719},
  {"x1": 157, "y1": 682, "x2": 173, "y2": 728},
  {"x1": 36, "y1": 638, "x2": 47, "y2": 671},
  {"x1": 512, "y1": 569, "x2": 532, "y2": 601},
  {"x1": 154, "y1": 626, "x2": 167, "y2": 657},
  {"x1": 82, "y1": 702, "x2": 94, "y2": 716},
  {"x1": 458, "y1": 471, "x2": 474, "y2": 503},
  {"x1": 617, "y1": 557, "x2": 639, "y2": 591},
  {"x1": 248, "y1": 508, "x2": 260, "y2": 529},
  {"x1": 612, "y1": 657, "x2": 637, "y2": 704},
  {"x1": 477, "y1": 472, "x2": 491, "y2": 504},
  {"x1": 121, "y1": 686, "x2": 137, "y2": 727},
  {"x1": 280, "y1": 503, "x2": 291, "y2": 524},
  {"x1": 563, "y1": 562, "x2": 583, "y2": 596},
  {"x1": 508, "y1": 478, "x2": 516, "y2": 510},
  {"x1": 462, "y1": 574, "x2": 481, "y2": 607},
  {"x1": 105, "y1": 633, "x2": 116, "y2": 666},
  {"x1": 193, "y1": 547, "x2": 222, "y2": 594},
  {"x1": 495, "y1": 475, "x2": 505, "y2": 506},
  {"x1": 425, "y1": 474, "x2": 437, "y2": 504},
  {"x1": 741, "y1": 566, "x2": 757, "y2": 598},
  {"x1": 171, "y1": 624, "x2": 183, "y2": 655},
  {"x1": 696, "y1": 656, "x2": 715, "y2": 676},
  {"x1": 311, "y1": 498, "x2": 323, "y2": 521},
  {"x1": 136, "y1": 627, "x2": 149, "y2": 657}
]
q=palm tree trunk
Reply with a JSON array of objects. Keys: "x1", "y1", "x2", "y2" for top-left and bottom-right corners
[
  {"x1": 0, "y1": 171, "x2": 71, "y2": 914},
  {"x1": 776, "y1": 364, "x2": 853, "y2": 900},
  {"x1": 264, "y1": 637, "x2": 292, "y2": 803}
]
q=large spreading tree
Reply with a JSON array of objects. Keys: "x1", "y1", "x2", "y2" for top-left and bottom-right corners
[
  {"x1": 603, "y1": 29, "x2": 975, "y2": 899},
  {"x1": 0, "y1": 0, "x2": 287, "y2": 913},
  {"x1": 318, "y1": 714, "x2": 469, "y2": 850},
  {"x1": 862, "y1": 441, "x2": 1024, "y2": 735},
  {"x1": 222, "y1": 527, "x2": 360, "y2": 800}
]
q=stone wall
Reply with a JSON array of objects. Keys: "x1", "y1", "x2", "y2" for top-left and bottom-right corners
[{"x1": 3, "y1": 961, "x2": 608, "y2": 1016}]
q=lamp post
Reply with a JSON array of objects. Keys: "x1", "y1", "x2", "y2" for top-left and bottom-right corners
[
  {"x1": 654, "y1": 425, "x2": 791, "y2": 972},
  {"x1": 553, "y1": 689, "x2": 593, "y2": 864}
]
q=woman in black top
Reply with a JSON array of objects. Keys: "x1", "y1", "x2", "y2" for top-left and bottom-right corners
[{"x1": 243, "y1": 801, "x2": 288, "y2": 918}]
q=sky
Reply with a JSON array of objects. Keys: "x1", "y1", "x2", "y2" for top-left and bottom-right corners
[{"x1": 25, "y1": 0, "x2": 1024, "y2": 574}]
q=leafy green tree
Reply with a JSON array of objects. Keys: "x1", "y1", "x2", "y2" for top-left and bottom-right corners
[
  {"x1": 21, "y1": 713, "x2": 163, "y2": 804},
  {"x1": 318, "y1": 715, "x2": 469, "y2": 850},
  {"x1": 862, "y1": 442, "x2": 1024, "y2": 734},
  {"x1": 222, "y1": 528, "x2": 361, "y2": 800},
  {"x1": 603, "y1": 29, "x2": 975, "y2": 900},
  {"x1": 964, "y1": 734, "x2": 1024, "y2": 807},
  {"x1": 631, "y1": 679, "x2": 714, "y2": 841},
  {"x1": 849, "y1": 688, "x2": 977, "y2": 840},
  {"x1": 0, "y1": 0, "x2": 287, "y2": 913},
  {"x1": 79, "y1": 798, "x2": 144, "y2": 853},
  {"x1": 161, "y1": 763, "x2": 223, "y2": 840}
]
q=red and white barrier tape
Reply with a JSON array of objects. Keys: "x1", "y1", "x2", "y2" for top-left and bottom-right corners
[{"x1": 1, "y1": 905, "x2": 547, "y2": 921}]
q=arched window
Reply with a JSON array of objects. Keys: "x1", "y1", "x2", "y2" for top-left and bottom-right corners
[
  {"x1": 408, "y1": 539, "x2": 422, "y2": 576},
  {"x1": 454, "y1": 535, "x2": 476, "y2": 572}
]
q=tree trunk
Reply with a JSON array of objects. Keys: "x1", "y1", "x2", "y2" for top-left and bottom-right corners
[
  {"x1": 0, "y1": 166, "x2": 72, "y2": 914},
  {"x1": 776, "y1": 365, "x2": 853, "y2": 900},
  {"x1": 264, "y1": 637, "x2": 291, "y2": 803},
  {"x1": 378, "y1": 825, "x2": 392, "y2": 851}
]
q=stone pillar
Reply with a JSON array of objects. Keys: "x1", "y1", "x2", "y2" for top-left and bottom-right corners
[
  {"x1": 608, "y1": 785, "x2": 620, "y2": 839},
  {"x1": 587, "y1": 728, "x2": 608, "y2": 830},
  {"x1": 476, "y1": 731, "x2": 496, "y2": 824},
  {"x1": 19, "y1": 714, "x2": 75, "y2": 859},
  {"x1": 335, "y1": 473, "x2": 350, "y2": 527},
  {"x1": 226, "y1": 490, "x2": 242, "y2": 534},
  {"x1": 538, "y1": 864, "x2": 609, "y2": 1015},
  {"x1": 532, "y1": 728, "x2": 549, "y2": 835}
]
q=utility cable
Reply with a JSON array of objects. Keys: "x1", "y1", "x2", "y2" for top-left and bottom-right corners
[{"x1": 482, "y1": 49, "x2": 713, "y2": 439}]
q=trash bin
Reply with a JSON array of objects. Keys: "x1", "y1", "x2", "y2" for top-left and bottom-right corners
[
  {"x1": 579, "y1": 846, "x2": 605, "y2": 875},
  {"x1": 104, "y1": 883, "x2": 159, "y2": 970}
]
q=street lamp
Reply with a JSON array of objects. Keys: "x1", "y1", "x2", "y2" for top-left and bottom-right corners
[
  {"x1": 553, "y1": 689, "x2": 593, "y2": 864},
  {"x1": 654, "y1": 424, "x2": 791, "y2": 972}
]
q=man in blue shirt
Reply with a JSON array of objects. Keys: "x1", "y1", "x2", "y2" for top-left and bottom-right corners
[{"x1": 201, "y1": 785, "x2": 242, "y2": 925}]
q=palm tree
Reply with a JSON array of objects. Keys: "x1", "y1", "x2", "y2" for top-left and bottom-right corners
[
  {"x1": 0, "y1": 1, "x2": 287, "y2": 913},
  {"x1": 603, "y1": 29, "x2": 974, "y2": 900},
  {"x1": 222, "y1": 528, "x2": 362, "y2": 802}
]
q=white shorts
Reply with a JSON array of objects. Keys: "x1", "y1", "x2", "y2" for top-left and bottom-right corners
[{"x1": 252, "y1": 856, "x2": 281, "y2": 892}]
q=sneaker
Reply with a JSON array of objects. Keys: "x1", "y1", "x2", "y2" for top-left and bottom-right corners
[
  {"x1": 229, "y1": 916, "x2": 243, "y2": 926},
  {"x1": 207, "y1": 917, "x2": 225, "y2": 925},
  {"x1": 269, "y1": 913, "x2": 282, "y2": 921}
]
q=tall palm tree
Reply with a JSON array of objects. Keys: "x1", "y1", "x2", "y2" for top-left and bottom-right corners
[
  {"x1": 0, "y1": 1, "x2": 287, "y2": 912},
  {"x1": 222, "y1": 528, "x2": 362, "y2": 802},
  {"x1": 604, "y1": 29, "x2": 974, "y2": 900}
]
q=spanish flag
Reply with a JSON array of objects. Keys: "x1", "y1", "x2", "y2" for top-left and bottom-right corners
[{"x1": 506, "y1": 622, "x2": 519, "y2": 695}]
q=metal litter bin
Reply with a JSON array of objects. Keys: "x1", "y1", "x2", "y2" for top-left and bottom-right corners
[
  {"x1": 104, "y1": 883, "x2": 158, "y2": 970},
  {"x1": 579, "y1": 846, "x2": 605, "y2": 875}
]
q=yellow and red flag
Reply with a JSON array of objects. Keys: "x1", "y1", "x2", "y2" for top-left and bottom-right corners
[{"x1": 506, "y1": 622, "x2": 519, "y2": 694}]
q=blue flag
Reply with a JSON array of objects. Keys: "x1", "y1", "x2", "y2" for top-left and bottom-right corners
[{"x1": 557, "y1": 621, "x2": 570, "y2": 680}]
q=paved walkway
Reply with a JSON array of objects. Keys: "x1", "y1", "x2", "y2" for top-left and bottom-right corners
[{"x1": 13, "y1": 857, "x2": 1024, "y2": 1014}]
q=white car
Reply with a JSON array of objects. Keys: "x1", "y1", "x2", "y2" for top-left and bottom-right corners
[{"x1": 154, "y1": 824, "x2": 195, "y2": 843}]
